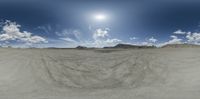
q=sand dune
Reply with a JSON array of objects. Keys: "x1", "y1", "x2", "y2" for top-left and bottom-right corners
[{"x1": 0, "y1": 48, "x2": 199, "y2": 99}]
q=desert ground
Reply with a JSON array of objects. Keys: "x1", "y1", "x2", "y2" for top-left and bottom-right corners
[{"x1": 0, "y1": 48, "x2": 200, "y2": 99}]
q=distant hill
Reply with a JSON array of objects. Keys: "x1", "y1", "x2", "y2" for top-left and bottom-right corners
[
  {"x1": 162, "y1": 44, "x2": 200, "y2": 48},
  {"x1": 104, "y1": 44, "x2": 156, "y2": 49},
  {"x1": 76, "y1": 46, "x2": 87, "y2": 49}
]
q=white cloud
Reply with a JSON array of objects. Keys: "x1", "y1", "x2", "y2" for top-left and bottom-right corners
[
  {"x1": 105, "y1": 38, "x2": 121, "y2": 43},
  {"x1": 59, "y1": 37, "x2": 77, "y2": 43},
  {"x1": 168, "y1": 35, "x2": 182, "y2": 44},
  {"x1": 157, "y1": 35, "x2": 183, "y2": 47},
  {"x1": 186, "y1": 32, "x2": 200, "y2": 44},
  {"x1": 172, "y1": 30, "x2": 200, "y2": 44},
  {"x1": 37, "y1": 24, "x2": 52, "y2": 35},
  {"x1": 54, "y1": 28, "x2": 122, "y2": 48},
  {"x1": 0, "y1": 20, "x2": 47, "y2": 44},
  {"x1": 20, "y1": 35, "x2": 46, "y2": 44},
  {"x1": 149, "y1": 37, "x2": 157, "y2": 43},
  {"x1": 90, "y1": 28, "x2": 122, "y2": 47},
  {"x1": 55, "y1": 29, "x2": 84, "y2": 47},
  {"x1": 93, "y1": 28, "x2": 109, "y2": 40},
  {"x1": 170, "y1": 35, "x2": 177, "y2": 39},
  {"x1": 56, "y1": 29, "x2": 81, "y2": 41},
  {"x1": 141, "y1": 42, "x2": 152, "y2": 46},
  {"x1": 80, "y1": 38, "x2": 122, "y2": 48},
  {"x1": 174, "y1": 29, "x2": 186, "y2": 35},
  {"x1": 158, "y1": 30, "x2": 200, "y2": 46},
  {"x1": 162, "y1": 35, "x2": 182, "y2": 45},
  {"x1": 136, "y1": 37, "x2": 157, "y2": 46},
  {"x1": 129, "y1": 37, "x2": 138, "y2": 40},
  {"x1": 93, "y1": 38, "x2": 122, "y2": 47}
]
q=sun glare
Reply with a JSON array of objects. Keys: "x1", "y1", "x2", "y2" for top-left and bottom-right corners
[{"x1": 94, "y1": 14, "x2": 106, "y2": 21}]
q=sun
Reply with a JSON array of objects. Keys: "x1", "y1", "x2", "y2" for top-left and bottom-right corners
[{"x1": 94, "y1": 14, "x2": 107, "y2": 21}]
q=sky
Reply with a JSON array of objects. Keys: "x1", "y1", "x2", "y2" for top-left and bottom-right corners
[{"x1": 1, "y1": 0, "x2": 200, "y2": 47}]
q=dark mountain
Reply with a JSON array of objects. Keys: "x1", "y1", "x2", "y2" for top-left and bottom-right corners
[
  {"x1": 104, "y1": 44, "x2": 156, "y2": 49},
  {"x1": 76, "y1": 46, "x2": 87, "y2": 49},
  {"x1": 162, "y1": 44, "x2": 200, "y2": 48}
]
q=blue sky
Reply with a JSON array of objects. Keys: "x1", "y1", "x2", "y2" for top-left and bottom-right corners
[{"x1": 1, "y1": 0, "x2": 200, "y2": 47}]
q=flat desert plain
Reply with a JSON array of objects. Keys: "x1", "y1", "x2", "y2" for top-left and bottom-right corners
[{"x1": 0, "y1": 48, "x2": 200, "y2": 99}]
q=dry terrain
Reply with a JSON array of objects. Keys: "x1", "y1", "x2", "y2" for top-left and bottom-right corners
[{"x1": 0, "y1": 48, "x2": 200, "y2": 99}]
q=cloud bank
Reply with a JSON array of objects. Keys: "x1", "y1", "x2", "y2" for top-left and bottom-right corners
[
  {"x1": 0, "y1": 20, "x2": 47, "y2": 46},
  {"x1": 149, "y1": 37, "x2": 157, "y2": 43},
  {"x1": 2, "y1": 22, "x2": 200, "y2": 48},
  {"x1": 56, "y1": 27, "x2": 122, "y2": 48},
  {"x1": 186, "y1": 32, "x2": 200, "y2": 44},
  {"x1": 173, "y1": 29, "x2": 186, "y2": 35},
  {"x1": 164, "y1": 35, "x2": 182, "y2": 45}
]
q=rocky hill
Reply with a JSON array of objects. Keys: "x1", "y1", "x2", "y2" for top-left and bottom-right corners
[
  {"x1": 76, "y1": 46, "x2": 87, "y2": 49},
  {"x1": 162, "y1": 44, "x2": 200, "y2": 48},
  {"x1": 104, "y1": 44, "x2": 156, "y2": 49}
]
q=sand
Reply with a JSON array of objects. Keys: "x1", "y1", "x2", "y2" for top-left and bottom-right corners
[{"x1": 0, "y1": 48, "x2": 199, "y2": 99}]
